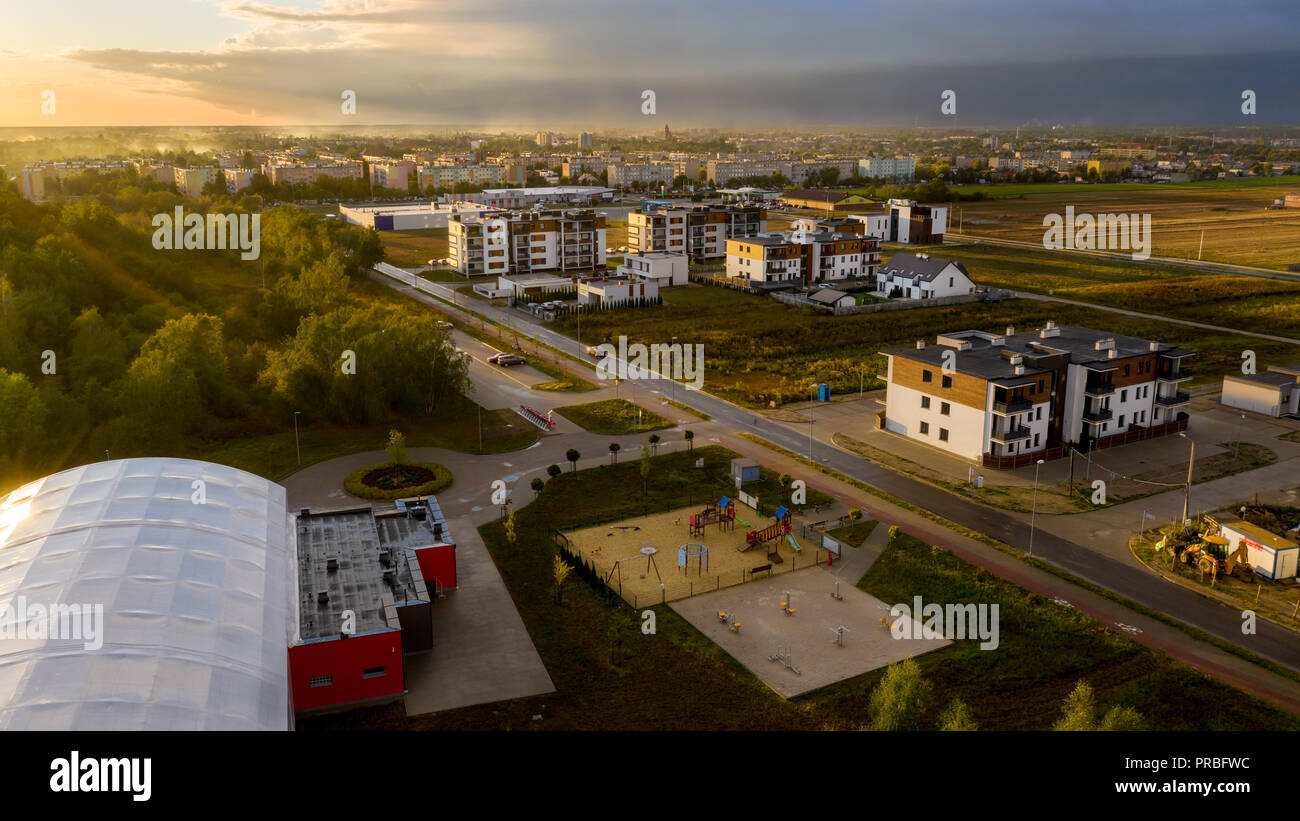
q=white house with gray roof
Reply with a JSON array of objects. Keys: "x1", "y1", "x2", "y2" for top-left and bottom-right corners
[{"x1": 876, "y1": 252, "x2": 976, "y2": 299}]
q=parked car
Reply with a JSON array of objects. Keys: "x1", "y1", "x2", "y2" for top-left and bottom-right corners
[
  {"x1": 436, "y1": 320, "x2": 453, "y2": 329},
  {"x1": 488, "y1": 353, "x2": 526, "y2": 366}
]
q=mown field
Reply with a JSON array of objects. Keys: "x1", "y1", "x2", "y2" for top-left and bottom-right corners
[
  {"x1": 913, "y1": 242, "x2": 1300, "y2": 343},
  {"x1": 944, "y1": 180, "x2": 1300, "y2": 270},
  {"x1": 549, "y1": 284, "x2": 1298, "y2": 407},
  {"x1": 378, "y1": 227, "x2": 451, "y2": 267},
  {"x1": 300, "y1": 446, "x2": 1299, "y2": 732}
]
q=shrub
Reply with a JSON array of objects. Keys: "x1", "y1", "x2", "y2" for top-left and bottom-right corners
[{"x1": 344, "y1": 461, "x2": 452, "y2": 500}]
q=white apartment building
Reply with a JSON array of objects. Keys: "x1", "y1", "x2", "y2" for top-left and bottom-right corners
[
  {"x1": 875, "y1": 253, "x2": 975, "y2": 299},
  {"x1": 850, "y1": 199, "x2": 947, "y2": 244},
  {"x1": 628, "y1": 203, "x2": 767, "y2": 260},
  {"x1": 370, "y1": 162, "x2": 413, "y2": 191},
  {"x1": 606, "y1": 162, "x2": 675, "y2": 188},
  {"x1": 616, "y1": 251, "x2": 689, "y2": 287},
  {"x1": 726, "y1": 236, "x2": 803, "y2": 285},
  {"x1": 418, "y1": 164, "x2": 506, "y2": 190},
  {"x1": 174, "y1": 166, "x2": 216, "y2": 197},
  {"x1": 577, "y1": 276, "x2": 660, "y2": 306},
  {"x1": 879, "y1": 323, "x2": 1194, "y2": 466},
  {"x1": 449, "y1": 208, "x2": 607, "y2": 277},
  {"x1": 727, "y1": 229, "x2": 873, "y2": 287},
  {"x1": 858, "y1": 157, "x2": 916, "y2": 182}
]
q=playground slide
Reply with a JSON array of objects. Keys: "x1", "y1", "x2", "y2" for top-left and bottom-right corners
[{"x1": 787, "y1": 533, "x2": 802, "y2": 553}]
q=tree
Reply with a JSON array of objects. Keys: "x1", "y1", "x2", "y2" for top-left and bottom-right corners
[
  {"x1": 639, "y1": 446, "x2": 651, "y2": 495},
  {"x1": 530, "y1": 477, "x2": 545, "y2": 498},
  {"x1": 552, "y1": 555, "x2": 573, "y2": 605},
  {"x1": 546, "y1": 464, "x2": 562, "y2": 479},
  {"x1": 648, "y1": 433, "x2": 660, "y2": 455},
  {"x1": 609, "y1": 442, "x2": 621, "y2": 464},
  {"x1": 1054, "y1": 680, "x2": 1146, "y2": 731},
  {"x1": 867, "y1": 657, "x2": 933, "y2": 731},
  {"x1": 386, "y1": 429, "x2": 408, "y2": 464},
  {"x1": 937, "y1": 698, "x2": 978, "y2": 731},
  {"x1": 0, "y1": 369, "x2": 47, "y2": 481},
  {"x1": 684, "y1": 429, "x2": 694, "y2": 451},
  {"x1": 566, "y1": 448, "x2": 580, "y2": 471}
]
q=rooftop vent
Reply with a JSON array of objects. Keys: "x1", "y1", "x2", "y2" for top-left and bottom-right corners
[
  {"x1": 1006, "y1": 326, "x2": 1015, "y2": 337},
  {"x1": 915, "y1": 339, "x2": 925, "y2": 349},
  {"x1": 1014, "y1": 365, "x2": 1025, "y2": 375},
  {"x1": 1107, "y1": 348, "x2": 1118, "y2": 359},
  {"x1": 382, "y1": 568, "x2": 397, "y2": 587},
  {"x1": 326, "y1": 557, "x2": 339, "y2": 573},
  {"x1": 1148, "y1": 340, "x2": 1160, "y2": 351},
  {"x1": 300, "y1": 507, "x2": 310, "y2": 517},
  {"x1": 1093, "y1": 338, "x2": 1115, "y2": 351},
  {"x1": 317, "y1": 591, "x2": 329, "y2": 605}
]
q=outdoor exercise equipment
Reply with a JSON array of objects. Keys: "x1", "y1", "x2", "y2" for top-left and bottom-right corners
[
  {"x1": 831, "y1": 581, "x2": 843, "y2": 601},
  {"x1": 768, "y1": 646, "x2": 801, "y2": 675},
  {"x1": 780, "y1": 591, "x2": 797, "y2": 616},
  {"x1": 677, "y1": 542, "x2": 710, "y2": 575},
  {"x1": 717, "y1": 610, "x2": 741, "y2": 633},
  {"x1": 830, "y1": 625, "x2": 851, "y2": 647}
]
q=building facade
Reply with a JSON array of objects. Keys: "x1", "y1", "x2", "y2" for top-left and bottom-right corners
[
  {"x1": 449, "y1": 208, "x2": 607, "y2": 277},
  {"x1": 628, "y1": 203, "x2": 767, "y2": 260}
]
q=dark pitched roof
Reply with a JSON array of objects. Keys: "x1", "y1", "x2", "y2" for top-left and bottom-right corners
[
  {"x1": 782, "y1": 189, "x2": 848, "y2": 203},
  {"x1": 879, "y1": 252, "x2": 969, "y2": 282}
]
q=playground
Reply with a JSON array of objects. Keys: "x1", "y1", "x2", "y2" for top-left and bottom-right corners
[
  {"x1": 671, "y1": 567, "x2": 952, "y2": 698},
  {"x1": 563, "y1": 497, "x2": 827, "y2": 606}
]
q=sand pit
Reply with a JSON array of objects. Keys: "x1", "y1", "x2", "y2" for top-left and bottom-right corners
[{"x1": 564, "y1": 501, "x2": 828, "y2": 606}]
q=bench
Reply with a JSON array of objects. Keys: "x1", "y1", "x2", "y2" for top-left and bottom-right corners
[{"x1": 750, "y1": 564, "x2": 772, "y2": 578}]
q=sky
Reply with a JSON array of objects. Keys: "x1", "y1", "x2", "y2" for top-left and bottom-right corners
[{"x1": 1, "y1": 0, "x2": 1298, "y2": 128}]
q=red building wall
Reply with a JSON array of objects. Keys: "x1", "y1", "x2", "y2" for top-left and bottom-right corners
[
  {"x1": 289, "y1": 629, "x2": 404, "y2": 712},
  {"x1": 414, "y1": 544, "x2": 457, "y2": 590}
]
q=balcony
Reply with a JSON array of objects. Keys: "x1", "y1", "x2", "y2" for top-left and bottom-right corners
[
  {"x1": 1156, "y1": 370, "x2": 1193, "y2": 384},
  {"x1": 990, "y1": 425, "x2": 1032, "y2": 444},
  {"x1": 992, "y1": 398, "x2": 1032, "y2": 415},
  {"x1": 1082, "y1": 406, "x2": 1114, "y2": 423},
  {"x1": 1154, "y1": 392, "x2": 1191, "y2": 407},
  {"x1": 1084, "y1": 381, "x2": 1115, "y2": 397}
]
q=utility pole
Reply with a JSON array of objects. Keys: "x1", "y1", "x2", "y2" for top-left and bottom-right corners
[
  {"x1": 1179, "y1": 433, "x2": 1195, "y2": 524},
  {"x1": 293, "y1": 411, "x2": 302, "y2": 466}
]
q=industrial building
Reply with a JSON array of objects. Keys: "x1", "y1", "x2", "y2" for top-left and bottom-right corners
[
  {"x1": 0, "y1": 458, "x2": 458, "y2": 728},
  {"x1": 1220, "y1": 365, "x2": 1300, "y2": 418},
  {"x1": 339, "y1": 201, "x2": 500, "y2": 231}
]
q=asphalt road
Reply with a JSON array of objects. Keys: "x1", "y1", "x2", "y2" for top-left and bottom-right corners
[{"x1": 372, "y1": 266, "x2": 1300, "y2": 674}]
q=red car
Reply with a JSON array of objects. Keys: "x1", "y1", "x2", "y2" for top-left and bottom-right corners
[{"x1": 488, "y1": 353, "x2": 526, "y2": 366}]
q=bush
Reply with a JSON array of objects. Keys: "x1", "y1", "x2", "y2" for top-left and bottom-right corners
[
  {"x1": 547, "y1": 464, "x2": 562, "y2": 478},
  {"x1": 847, "y1": 508, "x2": 863, "y2": 521},
  {"x1": 344, "y1": 460, "x2": 453, "y2": 500}
]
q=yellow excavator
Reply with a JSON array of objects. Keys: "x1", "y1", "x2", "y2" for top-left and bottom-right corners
[{"x1": 1180, "y1": 534, "x2": 1254, "y2": 580}]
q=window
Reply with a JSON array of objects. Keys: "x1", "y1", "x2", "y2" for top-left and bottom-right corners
[
  {"x1": 1121, "y1": 389, "x2": 1128, "y2": 402},
  {"x1": 1038, "y1": 379, "x2": 1045, "y2": 393},
  {"x1": 1123, "y1": 364, "x2": 1131, "y2": 376},
  {"x1": 941, "y1": 402, "x2": 950, "y2": 416},
  {"x1": 920, "y1": 421, "x2": 930, "y2": 435},
  {"x1": 309, "y1": 675, "x2": 333, "y2": 688},
  {"x1": 939, "y1": 428, "x2": 949, "y2": 441},
  {"x1": 942, "y1": 375, "x2": 952, "y2": 388},
  {"x1": 922, "y1": 369, "x2": 933, "y2": 383},
  {"x1": 921, "y1": 396, "x2": 931, "y2": 409},
  {"x1": 1035, "y1": 406, "x2": 1043, "y2": 421},
  {"x1": 1119, "y1": 415, "x2": 1125, "y2": 427},
  {"x1": 362, "y1": 666, "x2": 387, "y2": 679}
]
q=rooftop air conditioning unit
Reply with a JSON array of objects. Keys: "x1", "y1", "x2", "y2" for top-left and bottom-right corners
[
  {"x1": 326, "y1": 557, "x2": 339, "y2": 573},
  {"x1": 317, "y1": 591, "x2": 329, "y2": 605}
]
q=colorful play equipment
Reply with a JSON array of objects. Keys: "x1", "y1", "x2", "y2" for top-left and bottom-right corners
[
  {"x1": 742, "y1": 506, "x2": 793, "y2": 558},
  {"x1": 689, "y1": 496, "x2": 736, "y2": 537},
  {"x1": 717, "y1": 610, "x2": 741, "y2": 633},
  {"x1": 786, "y1": 532, "x2": 802, "y2": 553},
  {"x1": 677, "y1": 542, "x2": 710, "y2": 575}
]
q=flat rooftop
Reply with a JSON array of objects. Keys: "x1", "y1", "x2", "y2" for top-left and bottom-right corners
[{"x1": 295, "y1": 501, "x2": 447, "y2": 641}]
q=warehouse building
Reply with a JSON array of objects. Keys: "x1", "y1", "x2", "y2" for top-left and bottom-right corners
[
  {"x1": 339, "y1": 201, "x2": 499, "y2": 231},
  {"x1": 1220, "y1": 365, "x2": 1300, "y2": 418}
]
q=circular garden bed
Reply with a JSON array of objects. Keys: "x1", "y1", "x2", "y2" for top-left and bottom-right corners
[{"x1": 343, "y1": 461, "x2": 453, "y2": 501}]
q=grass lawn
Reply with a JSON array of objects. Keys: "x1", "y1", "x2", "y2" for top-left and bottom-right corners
[
  {"x1": 826, "y1": 519, "x2": 878, "y2": 547},
  {"x1": 554, "y1": 398, "x2": 674, "y2": 435},
  {"x1": 299, "y1": 448, "x2": 1298, "y2": 731},
  {"x1": 379, "y1": 227, "x2": 450, "y2": 268},
  {"x1": 527, "y1": 358, "x2": 598, "y2": 392},
  {"x1": 194, "y1": 396, "x2": 539, "y2": 481},
  {"x1": 551, "y1": 284, "x2": 1297, "y2": 407}
]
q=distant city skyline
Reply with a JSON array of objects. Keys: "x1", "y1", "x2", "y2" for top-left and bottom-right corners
[{"x1": 2, "y1": 0, "x2": 1299, "y2": 128}]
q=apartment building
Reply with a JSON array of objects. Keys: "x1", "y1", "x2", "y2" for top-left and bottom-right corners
[
  {"x1": 875, "y1": 253, "x2": 975, "y2": 299},
  {"x1": 857, "y1": 157, "x2": 916, "y2": 182},
  {"x1": 628, "y1": 203, "x2": 767, "y2": 260},
  {"x1": 172, "y1": 166, "x2": 216, "y2": 197},
  {"x1": 616, "y1": 251, "x2": 689, "y2": 287},
  {"x1": 579, "y1": 132, "x2": 594, "y2": 149},
  {"x1": 370, "y1": 161, "x2": 414, "y2": 191},
  {"x1": 18, "y1": 167, "x2": 44, "y2": 200},
  {"x1": 607, "y1": 162, "x2": 675, "y2": 188},
  {"x1": 727, "y1": 229, "x2": 873, "y2": 287},
  {"x1": 707, "y1": 159, "x2": 786, "y2": 184},
  {"x1": 417, "y1": 164, "x2": 505, "y2": 190},
  {"x1": 224, "y1": 169, "x2": 256, "y2": 194},
  {"x1": 448, "y1": 208, "x2": 607, "y2": 277},
  {"x1": 577, "y1": 276, "x2": 660, "y2": 306},
  {"x1": 266, "y1": 163, "x2": 363, "y2": 185},
  {"x1": 878, "y1": 322, "x2": 1194, "y2": 467},
  {"x1": 850, "y1": 199, "x2": 947, "y2": 244}
]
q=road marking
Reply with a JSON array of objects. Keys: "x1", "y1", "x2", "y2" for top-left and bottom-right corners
[{"x1": 1116, "y1": 622, "x2": 1142, "y2": 635}]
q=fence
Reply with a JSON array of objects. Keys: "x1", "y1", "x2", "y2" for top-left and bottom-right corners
[{"x1": 980, "y1": 416, "x2": 1189, "y2": 470}]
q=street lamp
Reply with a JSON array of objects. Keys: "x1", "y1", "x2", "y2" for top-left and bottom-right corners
[
  {"x1": 1029, "y1": 458, "x2": 1045, "y2": 558},
  {"x1": 293, "y1": 411, "x2": 302, "y2": 466},
  {"x1": 1233, "y1": 413, "x2": 1246, "y2": 459},
  {"x1": 1178, "y1": 432, "x2": 1195, "y2": 524}
]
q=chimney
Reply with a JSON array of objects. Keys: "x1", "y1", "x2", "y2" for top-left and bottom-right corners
[
  {"x1": 1006, "y1": 326, "x2": 1015, "y2": 337},
  {"x1": 1108, "y1": 348, "x2": 1117, "y2": 359},
  {"x1": 915, "y1": 339, "x2": 925, "y2": 349},
  {"x1": 1148, "y1": 340, "x2": 1159, "y2": 351}
]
